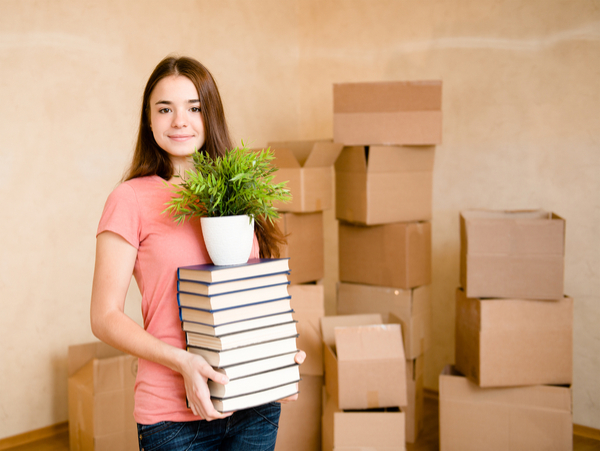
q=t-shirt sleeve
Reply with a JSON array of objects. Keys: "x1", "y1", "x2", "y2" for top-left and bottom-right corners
[{"x1": 97, "y1": 182, "x2": 141, "y2": 249}]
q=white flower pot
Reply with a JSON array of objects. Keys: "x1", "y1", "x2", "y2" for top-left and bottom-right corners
[{"x1": 201, "y1": 215, "x2": 255, "y2": 266}]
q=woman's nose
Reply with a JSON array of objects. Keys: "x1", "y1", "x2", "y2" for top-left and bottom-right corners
[{"x1": 172, "y1": 110, "x2": 188, "y2": 128}]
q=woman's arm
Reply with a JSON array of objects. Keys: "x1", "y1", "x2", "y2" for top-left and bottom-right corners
[{"x1": 90, "y1": 231, "x2": 231, "y2": 421}]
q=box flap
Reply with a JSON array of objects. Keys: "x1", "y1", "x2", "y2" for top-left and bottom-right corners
[
  {"x1": 303, "y1": 141, "x2": 344, "y2": 167},
  {"x1": 269, "y1": 140, "x2": 343, "y2": 168},
  {"x1": 461, "y1": 209, "x2": 565, "y2": 255},
  {"x1": 270, "y1": 147, "x2": 301, "y2": 169},
  {"x1": 335, "y1": 324, "x2": 405, "y2": 362},
  {"x1": 68, "y1": 341, "x2": 124, "y2": 377},
  {"x1": 68, "y1": 359, "x2": 95, "y2": 391},
  {"x1": 334, "y1": 80, "x2": 442, "y2": 113},
  {"x1": 479, "y1": 296, "x2": 573, "y2": 330},
  {"x1": 335, "y1": 146, "x2": 435, "y2": 175},
  {"x1": 320, "y1": 314, "x2": 382, "y2": 348},
  {"x1": 367, "y1": 146, "x2": 435, "y2": 173},
  {"x1": 334, "y1": 146, "x2": 368, "y2": 173},
  {"x1": 440, "y1": 366, "x2": 572, "y2": 411},
  {"x1": 93, "y1": 354, "x2": 138, "y2": 394}
]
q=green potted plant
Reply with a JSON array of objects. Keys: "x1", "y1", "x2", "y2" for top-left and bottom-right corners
[{"x1": 163, "y1": 144, "x2": 292, "y2": 265}]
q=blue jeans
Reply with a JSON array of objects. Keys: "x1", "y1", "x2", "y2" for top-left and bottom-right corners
[{"x1": 137, "y1": 402, "x2": 281, "y2": 451}]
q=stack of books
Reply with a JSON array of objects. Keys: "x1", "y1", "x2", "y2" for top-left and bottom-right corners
[{"x1": 177, "y1": 258, "x2": 301, "y2": 412}]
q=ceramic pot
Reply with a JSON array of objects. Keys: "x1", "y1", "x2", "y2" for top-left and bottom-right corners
[{"x1": 200, "y1": 215, "x2": 255, "y2": 266}]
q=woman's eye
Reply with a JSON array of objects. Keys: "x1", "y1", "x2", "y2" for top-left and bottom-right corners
[
  {"x1": 158, "y1": 108, "x2": 171, "y2": 114},
  {"x1": 191, "y1": 107, "x2": 201, "y2": 113}
]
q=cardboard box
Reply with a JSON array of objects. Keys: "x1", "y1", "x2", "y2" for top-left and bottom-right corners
[
  {"x1": 405, "y1": 356, "x2": 424, "y2": 444},
  {"x1": 455, "y1": 288, "x2": 573, "y2": 387},
  {"x1": 339, "y1": 221, "x2": 431, "y2": 289},
  {"x1": 289, "y1": 283, "x2": 325, "y2": 376},
  {"x1": 276, "y1": 375, "x2": 323, "y2": 451},
  {"x1": 439, "y1": 365, "x2": 573, "y2": 451},
  {"x1": 336, "y1": 282, "x2": 431, "y2": 359},
  {"x1": 278, "y1": 212, "x2": 324, "y2": 284},
  {"x1": 322, "y1": 390, "x2": 406, "y2": 451},
  {"x1": 460, "y1": 210, "x2": 565, "y2": 300},
  {"x1": 68, "y1": 342, "x2": 138, "y2": 451},
  {"x1": 335, "y1": 146, "x2": 435, "y2": 225},
  {"x1": 333, "y1": 80, "x2": 442, "y2": 146},
  {"x1": 268, "y1": 140, "x2": 343, "y2": 212},
  {"x1": 320, "y1": 314, "x2": 407, "y2": 410}
]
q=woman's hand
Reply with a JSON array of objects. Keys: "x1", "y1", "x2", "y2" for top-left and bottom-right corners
[
  {"x1": 178, "y1": 351, "x2": 233, "y2": 421},
  {"x1": 278, "y1": 349, "x2": 306, "y2": 404}
]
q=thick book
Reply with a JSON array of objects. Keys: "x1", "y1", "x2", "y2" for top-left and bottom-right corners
[
  {"x1": 211, "y1": 381, "x2": 299, "y2": 413},
  {"x1": 178, "y1": 258, "x2": 290, "y2": 283},
  {"x1": 177, "y1": 283, "x2": 290, "y2": 310},
  {"x1": 187, "y1": 336, "x2": 299, "y2": 367},
  {"x1": 185, "y1": 321, "x2": 298, "y2": 351},
  {"x1": 177, "y1": 272, "x2": 290, "y2": 296},
  {"x1": 181, "y1": 311, "x2": 295, "y2": 336},
  {"x1": 208, "y1": 364, "x2": 300, "y2": 398},
  {"x1": 214, "y1": 351, "x2": 299, "y2": 380},
  {"x1": 179, "y1": 298, "x2": 292, "y2": 325}
]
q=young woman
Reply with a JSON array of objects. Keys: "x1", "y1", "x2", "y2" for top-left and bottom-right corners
[{"x1": 90, "y1": 55, "x2": 304, "y2": 451}]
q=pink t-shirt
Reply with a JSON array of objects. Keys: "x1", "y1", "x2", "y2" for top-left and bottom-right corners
[{"x1": 97, "y1": 175, "x2": 259, "y2": 424}]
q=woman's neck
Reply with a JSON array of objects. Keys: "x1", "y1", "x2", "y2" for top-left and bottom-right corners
[{"x1": 169, "y1": 156, "x2": 195, "y2": 184}]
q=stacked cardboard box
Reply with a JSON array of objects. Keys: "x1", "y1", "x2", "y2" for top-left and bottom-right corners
[
  {"x1": 440, "y1": 209, "x2": 573, "y2": 450},
  {"x1": 320, "y1": 314, "x2": 408, "y2": 451},
  {"x1": 269, "y1": 140, "x2": 343, "y2": 451},
  {"x1": 68, "y1": 342, "x2": 138, "y2": 451},
  {"x1": 332, "y1": 79, "x2": 441, "y2": 445}
]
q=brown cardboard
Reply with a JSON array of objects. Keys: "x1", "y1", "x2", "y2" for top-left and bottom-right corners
[
  {"x1": 455, "y1": 288, "x2": 573, "y2": 387},
  {"x1": 335, "y1": 146, "x2": 435, "y2": 225},
  {"x1": 276, "y1": 375, "x2": 323, "y2": 451},
  {"x1": 439, "y1": 365, "x2": 573, "y2": 451},
  {"x1": 320, "y1": 314, "x2": 407, "y2": 410},
  {"x1": 336, "y1": 282, "x2": 431, "y2": 359},
  {"x1": 289, "y1": 284, "x2": 325, "y2": 376},
  {"x1": 339, "y1": 221, "x2": 431, "y2": 289},
  {"x1": 460, "y1": 210, "x2": 565, "y2": 300},
  {"x1": 278, "y1": 212, "x2": 324, "y2": 284},
  {"x1": 268, "y1": 140, "x2": 343, "y2": 212},
  {"x1": 333, "y1": 80, "x2": 442, "y2": 146},
  {"x1": 322, "y1": 391, "x2": 406, "y2": 451},
  {"x1": 68, "y1": 342, "x2": 138, "y2": 451},
  {"x1": 404, "y1": 356, "x2": 424, "y2": 444}
]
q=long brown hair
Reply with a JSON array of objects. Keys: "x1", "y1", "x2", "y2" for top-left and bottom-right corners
[{"x1": 124, "y1": 55, "x2": 285, "y2": 258}]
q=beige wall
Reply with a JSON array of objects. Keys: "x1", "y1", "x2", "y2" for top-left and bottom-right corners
[{"x1": 0, "y1": 0, "x2": 598, "y2": 439}]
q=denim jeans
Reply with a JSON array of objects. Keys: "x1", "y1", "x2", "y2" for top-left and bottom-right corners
[{"x1": 137, "y1": 402, "x2": 281, "y2": 451}]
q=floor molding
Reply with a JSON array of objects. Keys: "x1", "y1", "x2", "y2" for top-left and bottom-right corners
[
  {"x1": 0, "y1": 422, "x2": 68, "y2": 451},
  {"x1": 573, "y1": 423, "x2": 600, "y2": 441}
]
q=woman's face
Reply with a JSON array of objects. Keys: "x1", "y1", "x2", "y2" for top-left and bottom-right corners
[{"x1": 149, "y1": 75, "x2": 206, "y2": 164}]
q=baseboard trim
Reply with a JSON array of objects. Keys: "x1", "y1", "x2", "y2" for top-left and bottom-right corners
[
  {"x1": 0, "y1": 421, "x2": 68, "y2": 451},
  {"x1": 573, "y1": 423, "x2": 600, "y2": 441}
]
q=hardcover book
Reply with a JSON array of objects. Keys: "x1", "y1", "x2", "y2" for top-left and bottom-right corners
[
  {"x1": 185, "y1": 321, "x2": 298, "y2": 351},
  {"x1": 214, "y1": 351, "x2": 299, "y2": 380},
  {"x1": 177, "y1": 272, "x2": 290, "y2": 296},
  {"x1": 179, "y1": 298, "x2": 292, "y2": 325},
  {"x1": 181, "y1": 311, "x2": 295, "y2": 337},
  {"x1": 211, "y1": 381, "x2": 299, "y2": 413},
  {"x1": 187, "y1": 336, "x2": 299, "y2": 367},
  {"x1": 178, "y1": 258, "x2": 290, "y2": 283},
  {"x1": 208, "y1": 364, "x2": 300, "y2": 398},
  {"x1": 177, "y1": 283, "x2": 290, "y2": 310}
]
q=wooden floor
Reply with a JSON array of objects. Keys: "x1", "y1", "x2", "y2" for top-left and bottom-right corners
[{"x1": 5, "y1": 394, "x2": 600, "y2": 450}]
